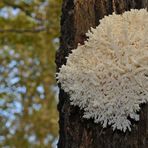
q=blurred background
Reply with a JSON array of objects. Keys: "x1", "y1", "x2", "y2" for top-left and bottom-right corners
[{"x1": 0, "y1": 0, "x2": 62, "y2": 147}]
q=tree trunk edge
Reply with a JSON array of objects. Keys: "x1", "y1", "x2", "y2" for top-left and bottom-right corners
[{"x1": 56, "y1": 0, "x2": 148, "y2": 148}]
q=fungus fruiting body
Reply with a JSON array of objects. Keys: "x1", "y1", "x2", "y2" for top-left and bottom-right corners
[{"x1": 57, "y1": 9, "x2": 148, "y2": 132}]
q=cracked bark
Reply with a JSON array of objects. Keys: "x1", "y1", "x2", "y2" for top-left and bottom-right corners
[{"x1": 56, "y1": 0, "x2": 148, "y2": 148}]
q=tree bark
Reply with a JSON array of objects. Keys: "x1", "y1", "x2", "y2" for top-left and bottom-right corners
[{"x1": 56, "y1": 0, "x2": 148, "y2": 148}]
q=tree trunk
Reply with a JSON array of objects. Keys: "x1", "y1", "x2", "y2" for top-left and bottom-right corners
[{"x1": 56, "y1": 0, "x2": 148, "y2": 148}]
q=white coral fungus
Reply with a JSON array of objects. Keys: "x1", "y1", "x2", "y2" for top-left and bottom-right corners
[{"x1": 57, "y1": 9, "x2": 148, "y2": 132}]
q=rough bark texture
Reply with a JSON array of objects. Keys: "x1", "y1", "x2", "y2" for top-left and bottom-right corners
[{"x1": 56, "y1": 0, "x2": 148, "y2": 148}]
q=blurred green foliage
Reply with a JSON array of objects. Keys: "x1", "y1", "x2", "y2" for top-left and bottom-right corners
[{"x1": 0, "y1": 0, "x2": 62, "y2": 147}]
